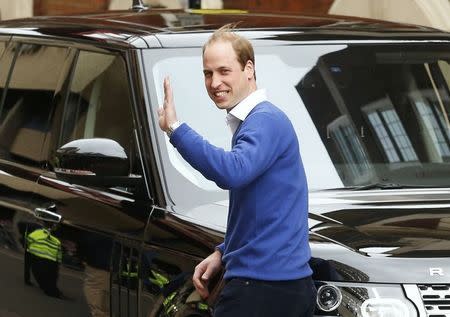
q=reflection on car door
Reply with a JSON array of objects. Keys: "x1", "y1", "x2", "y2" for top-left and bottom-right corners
[
  {"x1": 34, "y1": 174, "x2": 148, "y2": 316},
  {"x1": 0, "y1": 40, "x2": 94, "y2": 317},
  {"x1": 32, "y1": 47, "x2": 151, "y2": 317}
]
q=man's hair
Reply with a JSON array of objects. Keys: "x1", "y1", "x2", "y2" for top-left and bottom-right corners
[{"x1": 203, "y1": 22, "x2": 256, "y2": 78}]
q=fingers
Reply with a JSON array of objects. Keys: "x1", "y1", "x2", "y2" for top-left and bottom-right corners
[
  {"x1": 159, "y1": 76, "x2": 178, "y2": 132},
  {"x1": 195, "y1": 281, "x2": 209, "y2": 299},
  {"x1": 193, "y1": 263, "x2": 210, "y2": 299},
  {"x1": 202, "y1": 265, "x2": 214, "y2": 281},
  {"x1": 158, "y1": 78, "x2": 169, "y2": 131},
  {"x1": 163, "y1": 76, "x2": 173, "y2": 107}
]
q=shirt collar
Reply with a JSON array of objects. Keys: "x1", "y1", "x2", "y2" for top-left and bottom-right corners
[
  {"x1": 225, "y1": 89, "x2": 267, "y2": 134},
  {"x1": 228, "y1": 89, "x2": 267, "y2": 121}
]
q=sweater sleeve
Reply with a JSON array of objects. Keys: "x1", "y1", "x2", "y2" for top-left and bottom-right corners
[
  {"x1": 216, "y1": 242, "x2": 224, "y2": 254},
  {"x1": 170, "y1": 112, "x2": 285, "y2": 189}
]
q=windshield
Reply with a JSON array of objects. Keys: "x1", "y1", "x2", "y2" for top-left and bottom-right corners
[
  {"x1": 298, "y1": 45, "x2": 450, "y2": 188},
  {"x1": 144, "y1": 42, "x2": 450, "y2": 206}
]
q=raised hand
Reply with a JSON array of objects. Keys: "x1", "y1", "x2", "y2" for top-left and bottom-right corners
[{"x1": 158, "y1": 76, "x2": 178, "y2": 132}]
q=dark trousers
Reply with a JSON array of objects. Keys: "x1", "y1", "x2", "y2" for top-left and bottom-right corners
[
  {"x1": 25, "y1": 252, "x2": 62, "y2": 298},
  {"x1": 214, "y1": 276, "x2": 316, "y2": 317}
]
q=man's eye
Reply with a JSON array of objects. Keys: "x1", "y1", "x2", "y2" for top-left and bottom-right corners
[{"x1": 221, "y1": 69, "x2": 230, "y2": 75}]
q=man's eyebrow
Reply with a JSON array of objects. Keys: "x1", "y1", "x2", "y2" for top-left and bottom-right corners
[{"x1": 203, "y1": 66, "x2": 231, "y2": 73}]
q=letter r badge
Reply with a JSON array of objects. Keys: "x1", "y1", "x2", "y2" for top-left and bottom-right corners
[{"x1": 429, "y1": 268, "x2": 444, "y2": 276}]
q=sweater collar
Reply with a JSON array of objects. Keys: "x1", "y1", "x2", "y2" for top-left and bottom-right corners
[{"x1": 226, "y1": 89, "x2": 267, "y2": 134}]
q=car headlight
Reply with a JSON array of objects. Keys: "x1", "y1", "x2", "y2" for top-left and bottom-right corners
[
  {"x1": 316, "y1": 285, "x2": 342, "y2": 312},
  {"x1": 314, "y1": 282, "x2": 418, "y2": 317}
]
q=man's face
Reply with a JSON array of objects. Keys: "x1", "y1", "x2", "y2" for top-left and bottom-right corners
[{"x1": 203, "y1": 40, "x2": 254, "y2": 111}]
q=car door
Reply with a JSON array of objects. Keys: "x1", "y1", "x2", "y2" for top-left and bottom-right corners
[
  {"x1": 31, "y1": 47, "x2": 153, "y2": 317},
  {"x1": 0, "y1": 39, "x2": 93, "y2": 317},
  {"x1": 0, "y1": 39, "x2": 50, "y2": 221}
]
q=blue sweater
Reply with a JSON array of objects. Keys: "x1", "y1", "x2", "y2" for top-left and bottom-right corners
[{"x1": 170, "y1": 101, "x2": 312, "y2": 281}]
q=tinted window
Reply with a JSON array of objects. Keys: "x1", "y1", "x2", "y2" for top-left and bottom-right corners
[
  {"x1": 144, "y1": 43, "x2": 450, "y2": 203},
  {"x1": 298, "y1": 46, "x2": 450, "y2": 187},
  {"x1": 143, "y1": 45, "x2": 345, "y2": 210},
  {"x1": 58, "y1": 50, "x2": 139, "y2": 179},
  {"x1": 0, "y1": 43, "x2": 68, "y2": 166}
]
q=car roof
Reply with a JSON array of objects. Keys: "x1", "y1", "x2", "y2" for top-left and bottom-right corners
[{"x1": 0, "y1": 9, "x2": 449, "y2": 49}]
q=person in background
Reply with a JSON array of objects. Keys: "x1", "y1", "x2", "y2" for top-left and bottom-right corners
[{"x1": 24, "y1": 224, "x2": 63, "y2": 298}]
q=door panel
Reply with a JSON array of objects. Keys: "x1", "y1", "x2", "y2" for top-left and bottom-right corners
[
  {"x1": 140, "y1": 212, "x2": 224, "y2": 317},
  {"x1": 111, "y1": 242, "x2": 141, "y2": 317},
  {"x1": 31, "y1": 47, "x2": 148, "y2": 317},
  {"x1": 0, "y1": 41, "x2": 81, "y2": 316},
  {"x1": 34, "y1": 173, "x2": 148, "y2": 317}
]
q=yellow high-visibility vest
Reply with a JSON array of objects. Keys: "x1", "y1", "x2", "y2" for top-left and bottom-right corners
[{"x1": 27, "y1": 228, "x2": 62, "y2": 263}]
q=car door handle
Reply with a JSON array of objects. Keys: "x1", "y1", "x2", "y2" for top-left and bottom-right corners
[{"x1": 33, "y1": 205, "x2": 62, "y2": 223}]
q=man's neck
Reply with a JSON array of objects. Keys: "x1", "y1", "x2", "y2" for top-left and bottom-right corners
[{"x1": 227, "y1": 85, "x2": 257, "y2": 113}]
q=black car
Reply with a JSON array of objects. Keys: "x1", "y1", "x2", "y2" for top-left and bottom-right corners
[{"x1": 0, "y1": 4, "x2": 449, "y2": 317}]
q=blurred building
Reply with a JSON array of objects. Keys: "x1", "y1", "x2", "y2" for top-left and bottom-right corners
[
  {"x1": 329, "y1": 0, "x2": 450, "y2": 31},
  {"x1": 108, "y1": 0, "x2": 183, "y2": 10},
  {"x1": 5, "y1": 0, "x2": 327, "y2": 17},
  {"x1": 0, "y1": 0, "x2": 448, "y2": 32},
  {"x1": 0, "y1": 0, "x2": 33, "y2": 20},
  {"x1": 34, "y1": 0, "x2": 109, "y2": 16},
  {"x1": 224, "y1": 0, "x2": 332, "y2": 14}
]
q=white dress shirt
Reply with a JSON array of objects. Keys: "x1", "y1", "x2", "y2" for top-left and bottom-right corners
[{"x1": 225, "y1": 89, "x2": 267, "y2": 134}]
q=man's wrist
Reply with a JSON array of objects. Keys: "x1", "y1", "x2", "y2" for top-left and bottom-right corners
[{"x1": 166, "y1": 120, "x2": 181, "y2": 138}]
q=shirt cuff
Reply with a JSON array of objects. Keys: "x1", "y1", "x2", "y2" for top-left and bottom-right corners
[{"x1": 169, "y1": 122, "x2": 190, "y2": 145}]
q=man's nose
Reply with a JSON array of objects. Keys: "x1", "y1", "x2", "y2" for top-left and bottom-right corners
[{"x1": 211, "y1": 73, "x2": 221, "y2": 88}]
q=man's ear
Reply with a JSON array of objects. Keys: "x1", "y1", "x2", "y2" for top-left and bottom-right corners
[{"x1": 244, "y1": 60, "x2": 255, "y2": 80}]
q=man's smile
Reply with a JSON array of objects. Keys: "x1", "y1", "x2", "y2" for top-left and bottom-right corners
[{"x1": 214, "y1": 90, "x2": 229, "y2": 97}]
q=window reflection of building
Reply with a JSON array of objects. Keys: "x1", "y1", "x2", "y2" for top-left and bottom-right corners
[
  {"x1": 414, "y1": 99, "x2": 450, "y2": 161},
  {"x1": 296, "y1": 45, "x2": 450, "y2": 188},
  {"x1": 328, "y1": 116, "x2": 373, "y2": 184},
  {"x1": 364, "y1": 102, "x2": 418, "y2": 163},
  {"x1": 367, "y1": 112, "x2": 400, "y2": 162},
  {"x1": 0, "y1": 44, "x2": 68, "y2": 166}
]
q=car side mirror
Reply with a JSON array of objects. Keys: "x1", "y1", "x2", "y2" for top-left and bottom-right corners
[{"x1": 53, "y1": 138, "x2": 141, "y2": 187}]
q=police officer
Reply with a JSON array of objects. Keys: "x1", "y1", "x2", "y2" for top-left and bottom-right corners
[{"x1": 24, "y1": 225, "x2": 63, "y2": 298}]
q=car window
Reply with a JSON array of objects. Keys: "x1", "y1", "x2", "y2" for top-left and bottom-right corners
[
  {"x1": 0, "y1": 43, "x2": 68, "y2": 166},
  {"x1": 143, "y1": 45, "x2": 344, "y2": 209},
  {"x1": 145, "y1": 43, "x2": 450, "y2": 209},
  {"x1": 58, "y1": 50, "x2": 141, "y2": 186},
  {"x1": 298, "y1": 45, "x2": 450, "y2": 187}
]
